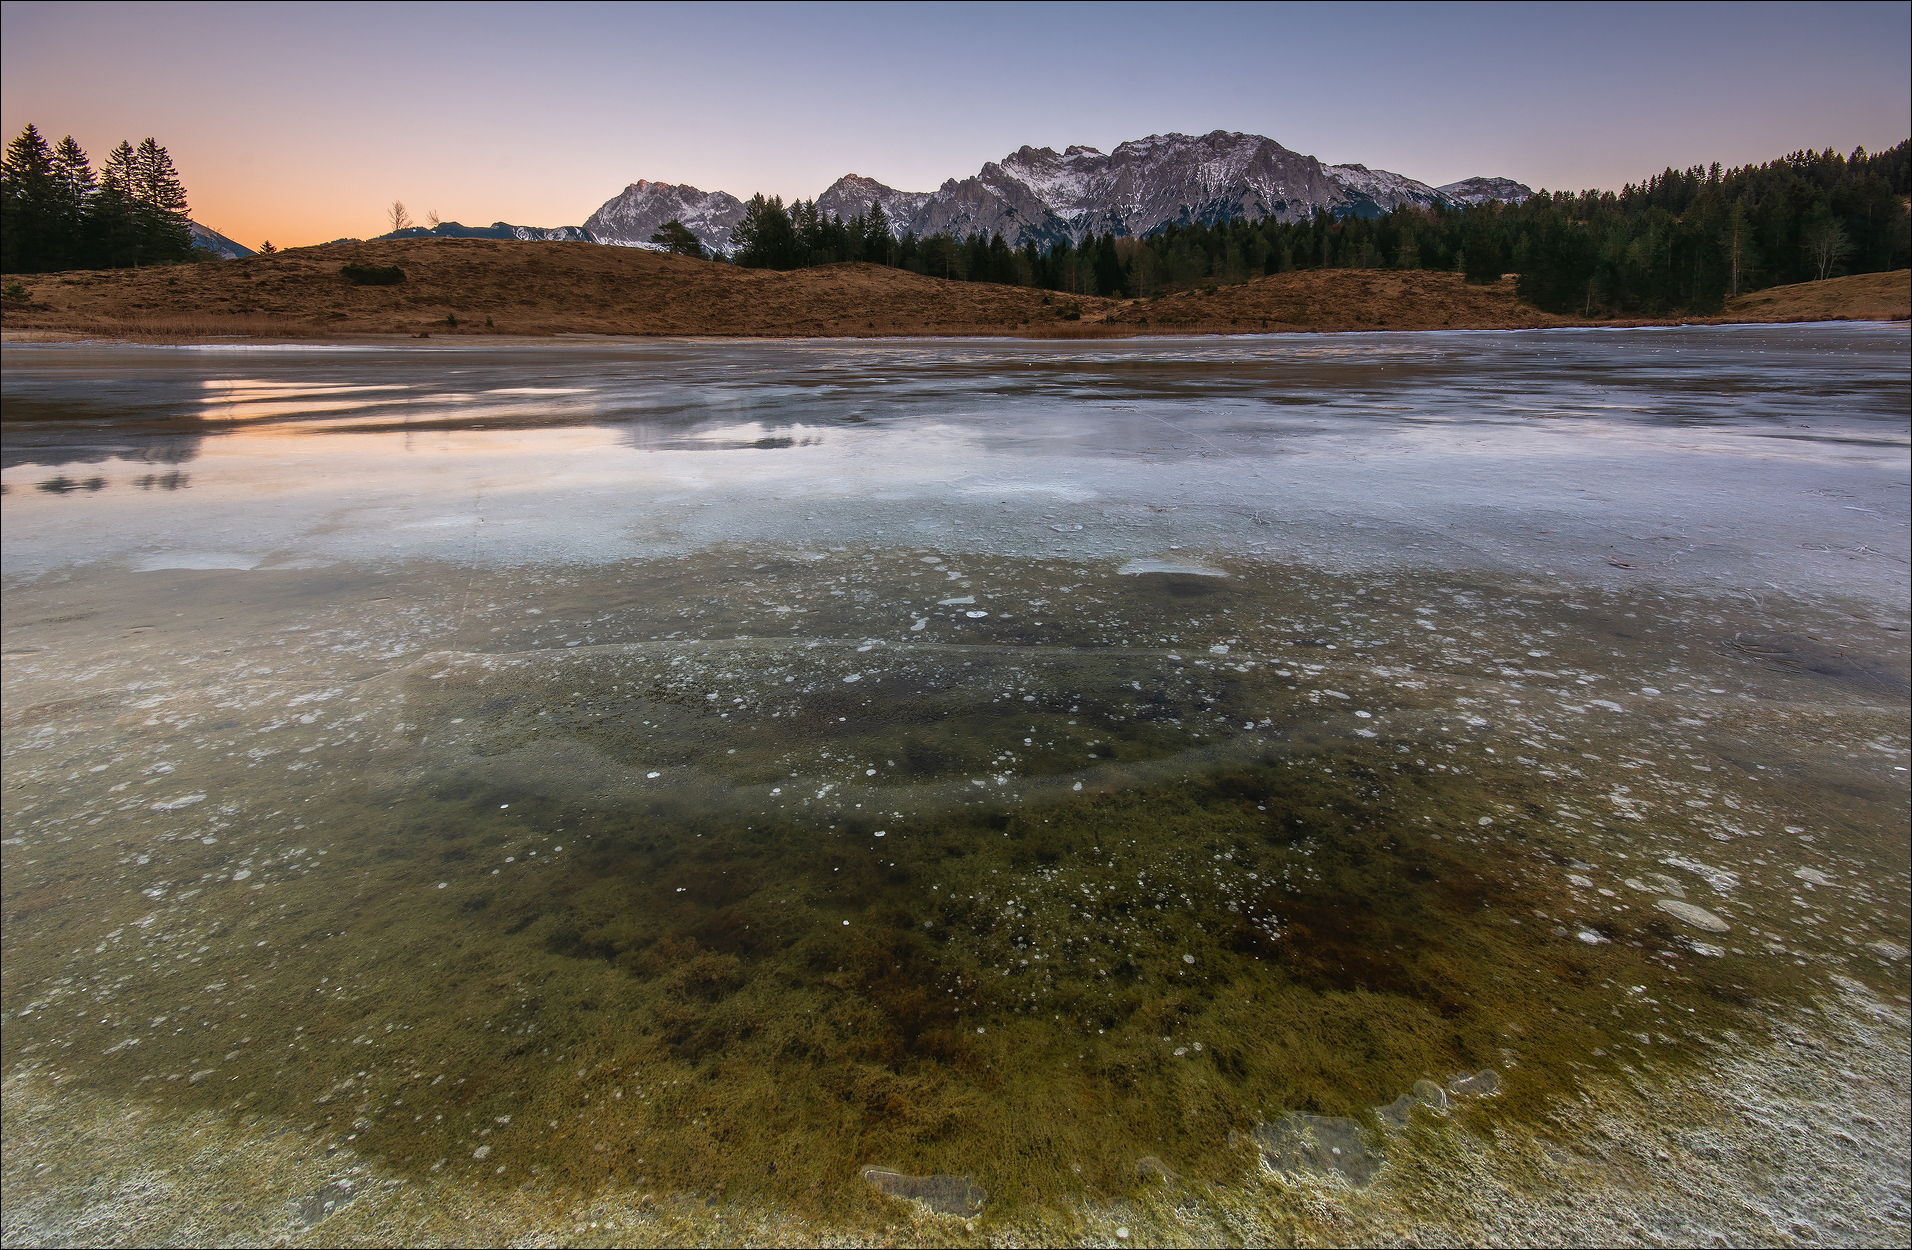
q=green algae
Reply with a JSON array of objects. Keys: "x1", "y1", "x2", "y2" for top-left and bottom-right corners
[{"x1": 3, "y1": 548, "x2": 1907, "y2": 1233}]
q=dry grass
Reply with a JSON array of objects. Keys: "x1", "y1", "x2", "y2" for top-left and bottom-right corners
[
  {"x1": 1722, "y1": 268, "x2": 1910, "y2": 323},
  {"x1": 3, "y1": 240, "x2": 1906, "y2": 343}
]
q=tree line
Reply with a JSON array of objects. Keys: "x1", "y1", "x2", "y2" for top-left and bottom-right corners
[
  {"x1": 713, "y1": 140, "x2": 1908, "y2": 316},
  {"x1": 2, "y1": 124, "x2": 195, "y2": 272}
]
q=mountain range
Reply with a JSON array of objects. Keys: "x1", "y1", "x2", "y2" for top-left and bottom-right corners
[
  {"x1": 584, "y1": 131, "x2": 1530, "y2": 255},
  {"x1": 379, "y1": 221, "x2": 594, "y2": 243}
]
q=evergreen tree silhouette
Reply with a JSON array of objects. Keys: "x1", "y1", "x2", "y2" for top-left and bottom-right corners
[{"x1": 1, "y1": 123, "x2": 56, "y2": 272}]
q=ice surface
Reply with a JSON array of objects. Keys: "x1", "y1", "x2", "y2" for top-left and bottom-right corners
[
  {"x1": 2, "y1": 326, "x2": 1907, "y2": 1245},
  {"x1": 3, "y1": 328, "x2": 1904, "y2": 616}
]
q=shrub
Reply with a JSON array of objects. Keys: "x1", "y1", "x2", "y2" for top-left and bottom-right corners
[{"x1": 340, "y1": 264, "x2": 405, "y2": 286}]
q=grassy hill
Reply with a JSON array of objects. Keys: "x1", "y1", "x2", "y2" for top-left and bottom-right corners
[
  {"x1": 1721, "y1": 269, "x2": 1910, "y2": 324},
  {"x1": 2, "y1": 239, "x2": 1905, "y2": 342}
]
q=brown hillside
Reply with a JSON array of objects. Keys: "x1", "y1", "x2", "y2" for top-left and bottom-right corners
[
  {"x1": 0, "y1": 239, "x2": 1124, "y2": 340},
  {"x1": 2, "y1": 241, "x2": 1905, "y2": 342},
  {"x1": 1092, "y1": 268, "x2": 1565, "y2": 332},
  {"x1": 1721, "y1": 269, "x2": 1909, "y2": 324}
]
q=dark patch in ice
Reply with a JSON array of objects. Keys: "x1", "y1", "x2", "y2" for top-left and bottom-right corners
[
  {"x1": 862, "y1": 1166, "x2": 986, "y2": 1215},
  {"x1": 1254, "y1": 1114, "x2": 1384, "y2": 1187},
  {"x1": 1725, "y1": 633, "x2": 1908, "y2": 698}
]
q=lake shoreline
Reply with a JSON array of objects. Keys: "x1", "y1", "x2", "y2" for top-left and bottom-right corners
[{"x1": 5, "y1": 312, "x2": 1907, "y2": 349}]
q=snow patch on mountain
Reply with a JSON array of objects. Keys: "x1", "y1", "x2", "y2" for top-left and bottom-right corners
[{"x1": 1321, "y1": 164, "x2": 1449, "y2": 217}]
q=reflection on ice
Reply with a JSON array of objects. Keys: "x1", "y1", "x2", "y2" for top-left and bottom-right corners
[{"x1": 2, "y1": 326, "x2": 1905, "y2": 611}]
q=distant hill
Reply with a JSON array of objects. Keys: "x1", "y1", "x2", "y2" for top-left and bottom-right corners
[
  {"x1": 584, "y1": 131, "x2": 1531, "y2": 255},
  {"x1": 188, "y1": 222, "x2": 253, "y2": 259}
]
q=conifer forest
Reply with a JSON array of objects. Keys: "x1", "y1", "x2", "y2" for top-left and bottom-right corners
[{"x1": 1, "y1": 124, "x2": 194, "y2": 273}]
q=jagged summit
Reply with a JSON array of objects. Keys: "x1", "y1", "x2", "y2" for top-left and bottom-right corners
[
  {"x1": 1436, "y1": 176, "x2": 1533, "y2": 205},
  {"x1": 586, "y1": 132, "x2": 1529, "y2": 255},
  {"x1": 584, "y1": 180, "x2": 747, "y2": 253}
]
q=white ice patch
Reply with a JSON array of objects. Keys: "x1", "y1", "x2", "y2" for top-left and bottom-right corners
[
  {"x1": 1117, "y1": 559, "x2": 1228, "y2": 578},
  {"x1": 133, "y1": 552, "x2": 261, "y2": 572},
  {"x1": 150, "y1": 794, "x2": 207, "y2": 811},
  {"x1": 1656, "y1": 898, "x2": 1730, "y2": 932},
  {"x1": 1660, "y1": 856, "x2": 1739, "y2": 893}
]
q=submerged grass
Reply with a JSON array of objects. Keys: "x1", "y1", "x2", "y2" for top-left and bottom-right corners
[{"x1": 3, "y1": 548, "x2": 1905, "y2": 1236}]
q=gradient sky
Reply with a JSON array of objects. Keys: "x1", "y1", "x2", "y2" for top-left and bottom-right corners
[{"x1": 4, "y1": 1, "x2": 1908, "y2": 249}]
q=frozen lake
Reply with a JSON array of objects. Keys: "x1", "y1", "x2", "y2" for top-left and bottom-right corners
[{"x1": 3, "y1": 327, "x2": 1908, "y2": 1246}]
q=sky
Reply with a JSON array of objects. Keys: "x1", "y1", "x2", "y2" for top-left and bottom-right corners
[{"x1": 3, "y1": 1, "x2": 1908, "y2": 249}]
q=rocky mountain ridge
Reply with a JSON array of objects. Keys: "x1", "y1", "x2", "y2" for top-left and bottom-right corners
[
  {"x1": 379, "y1": 221, "x2": 594, "y2": 243},
  {"x1": 583, "y1": 179, "x2": 746, "y2": 254},
  {"x1": 1437, "y1": 176, "x2": 1537, "y2": 206},
  {"x1": 587, "y1": 131, "x2": 1531, "y2": 255}
]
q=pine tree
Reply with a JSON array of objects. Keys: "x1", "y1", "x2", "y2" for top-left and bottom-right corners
[
  {"x1": 790, "y1": 199, "x2": 822, "y2": 263},
  {"x1": 864, "y1": 199, "x2": 892, "y2": 264},
  {"x1": 91, "y1": 141, "x2": 143, "y2": 268},
  {"x1": 1462, "y1": 206, "x2": 1505, "y2": 284},
  {"x1": 731, "y1": 194, "x2": 799, "y2": 269},
  {"x1": 1092, "y1": 234, "x2": 1123, "y2": 296},
  {"x1": 647, "y1": 219, "x2": 704, "y2": 258},
  {"x1": 2, "y1": 123, "x2": 58, "y2": 272},
  {"x1": 132, "y1": 138, "x2": 192, "y2": 263},
  {"x1": 1394, "y1": 230, "x2": 1421, "y2": 270},
  {"x1": 48, "y1": 136, "x2": 95, "y2": 271}
]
